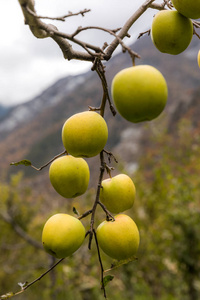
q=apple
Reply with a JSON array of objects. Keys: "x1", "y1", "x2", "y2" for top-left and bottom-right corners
[
  {"x1": 96, "y1": 214, "x2": 140, "y2": 260},
  {"x1": 171, "y1": 0, "x2": 200, "y2": 20},
  {"x1": 100, "y1": 174, "x2": 136, "y2": 213},
  {"x1": 62, "y1": 111, "x2": 108, "y2": 157},
  {"x1": 151, "y1": 10, "x2": 193, "y2": 55},
  {"x1": 49, "y1": 155, "x2": 90, "y2": 198},
  {"x1": 42, "y1": 213, "x2": 85, "y2": 258},
  {"x1": 198, "y1": 50, "x2": 200, "y2": 68},
  {"x1": 111, "y1": 65, "x2": 168, "y2": 123}
]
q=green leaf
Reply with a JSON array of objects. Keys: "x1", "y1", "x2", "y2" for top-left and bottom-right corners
[
  {"x1": 73, "y1": 207, "x2": 79, "y2": 216},
  {"x1": 103, "y1": 275, "x2": 114, "y2": 287},
  {"x1": 10, "y1": 160, "x2": 32, "y2": 167},
  {"x1": 104, "y1": 255, "x2": 138, "y2": 272}
]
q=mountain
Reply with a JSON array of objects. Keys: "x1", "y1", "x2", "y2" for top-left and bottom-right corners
[
  {"x1": 0, "y1": 35, "x2": 199, "y2": 196},
  {"x1": 0, "y1": 104, "x2": 10, "y2": 120}
]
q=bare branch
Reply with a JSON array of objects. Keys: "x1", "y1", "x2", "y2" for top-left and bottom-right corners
[
  {"x1": 149, "y1": 0, "x2": 173, "y2": 10},
  {"x1": 138, "y1": 29, "x2": 151, "y2": 39},
  {"x1": 193, "y1": 20, "x2": 200, "y2": 29},
  {"x1": 18, "y1": 0, "x2": 158, "y2": 62},
  {"x1": 18, "y1": 0, "x2": 98, "y2": 61},
  {"x1": 104, "y1": 0, "x2": 156, "y2": 60},
  {"x1": 25, "y1": 6, "x2": 91, "y2": 22},
  {"x1": 31, "y1": 150, "x2": 67, "y2": 171}
]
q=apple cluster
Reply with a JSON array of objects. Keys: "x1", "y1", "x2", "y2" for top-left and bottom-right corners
[
  {"x1": 42, "y1": 107, "x2": 140, "y2": 261},
  {"x1": 151, "y1": 1, "x2": 200, "y2": 57},
  {"x1": 42, "y1": 111, "x2": 109, "y2": 258}
]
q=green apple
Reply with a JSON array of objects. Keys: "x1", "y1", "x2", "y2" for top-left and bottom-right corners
[
  {"x1": 100, "y1": 174, "x2": 136, "y2": 214},
  {"x1": 111, "y1": 65, "x2": 168, "y2": 123},
  {"x1": 96, "y1": 214, "x2": 140, "y2": 260},
  {"x1": 49, "y1": 155, "x2": 90, "y2": 198},
  {"x1": 42, "y1": 213, "x2": 85, "y2": 258},
  {"x1": 171, "y1": 0, "x2": 200, "y2": 19},
  {"x1": 62, "y1": 111, "x2": 108, "y2": 157},
  {"x1": 151, "y1": 10, "x2": 193, "y2": 55},
  {"x1": 198, "y1": 50, "x2": 200, "y2": 68}
]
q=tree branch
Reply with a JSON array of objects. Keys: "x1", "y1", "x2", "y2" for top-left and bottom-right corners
[
  {"x1": 18, "y1": 0, "x2": 159, "y2": 62},
  {"x1": 104, "y1": 0, "x2": 156, "y2": 60},
  {"x1": 25, "y1": 6, "x2": 91, "y2": 22}
]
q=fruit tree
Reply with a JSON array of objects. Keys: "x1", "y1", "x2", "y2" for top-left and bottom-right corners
[{"x1": 2, "y1": 0, "x2": 200, "y2": 299}]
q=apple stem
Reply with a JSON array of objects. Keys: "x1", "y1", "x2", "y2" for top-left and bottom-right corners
[{"x1": 97, "y1": 201, "x2": 115, "y2": 221}]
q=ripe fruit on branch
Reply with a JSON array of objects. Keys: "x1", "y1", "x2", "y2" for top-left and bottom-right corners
[
  {"x1": 96, "y1": 214, "x2": 140, "y2": 260},
  {"x1": 151, "y1": 10, "x2": 193, "y2": 55},
  {"x1": 198, "y1": 50, "x2": 200, "y2": 68},
  {"x1": 49, "y1": 155, "x2": 90, "y2": 198},
  {"x1": 62, "y1": 111, "x2": 108, "y2": 157},
  {"x1": 111, "y1": 65, "x2": 168, "y2": 123},
  {"x1": 171, "y1": 0, "x2": 200, "y2": 20},
  {"x1": 100, "y1": 174, "x2": 136, "y2": 213},
  {"x1": 42, "y1": 213, "x2": 85, "y2": 258}
]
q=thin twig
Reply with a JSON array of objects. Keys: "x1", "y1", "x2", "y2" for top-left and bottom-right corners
[
  {"x1": 194, "y1": 29, "x2": 200, "y2": 39},
  {"x1": 78, "y1": 209, "x2": 93, "y2": 220},
  {"x1": 104, "y1": 0, "x2": 156, "y2": 60},
  {"x1": 25, "y1": 5, "x2": 91, "y2": 21},
  {"x1": 193, "y1": 21, "x2": 200, "y2": 29},
  {"x1": 88, "y1": 151, "x2": 106, "y2": 250},
  {"x1": 97, "y1": 201, "x2": 115, "y2": 221},
  {"x1": 103, "y1": 150, "x2": 118, "y2": 164},
  {"x1": 137, "y1": 29, "x2": 151, "y2": 39},
  {"x1": 93, "y1": 60, "x2": 116, "y2": 117},
  {"x1": 93, "y1": 229, "x2": 107, "y2": 298},
  {"x1": 0, "y1": 258, "x2": 65, "y2": 299},
  {"x1": 23, "y1": 258, "x2": 65, "y2": 291},
  {"x1": 31, "y1": 150, "x2": 67, "y2": 171}
]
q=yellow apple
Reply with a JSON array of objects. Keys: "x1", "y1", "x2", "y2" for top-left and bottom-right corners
[
  {"x1": 111, "y1": 65, "x2": 168, "y2": 123},
  {"x1": 100, "y1": 174, "x2": 136, "y2": 213},
  {"x1": 42, "y1": 213, "x2": 85, "y2": 258},
  {"x1": 198, "y1": 50, "x2": 200, "y2": 68},
  {"x1": 151, "y1": 10, "x2": 193, "y2": 55},
  {"x1": 62, "y1": 111, "x2": 108, "y2": 157},
  {"x1": 49, "y1": 155, "x2": 90, "y2": 198},
  {"x1": 96, "y1": 214, "x2": 140, "y2": 260},
  {"x1": 171, "y1": 0, "x2": 200, "y2": 19}
]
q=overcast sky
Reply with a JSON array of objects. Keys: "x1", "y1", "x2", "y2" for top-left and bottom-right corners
[{"x1": 0, "y1": 0, "x2": 162, "y2": 106}]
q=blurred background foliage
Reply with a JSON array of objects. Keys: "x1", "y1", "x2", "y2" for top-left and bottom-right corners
[{"x1": 0, "y1": 117, "x2": 199, "y2": 300}]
